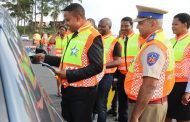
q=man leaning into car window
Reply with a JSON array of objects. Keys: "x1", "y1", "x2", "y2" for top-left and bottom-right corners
[{"x1": 33, "y1": 3, "x2": 104, "y2": 122}]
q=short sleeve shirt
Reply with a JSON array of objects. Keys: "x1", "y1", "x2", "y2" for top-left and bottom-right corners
[{"x1": 140, "y1": 45, "x2": 166, "y2": 79}]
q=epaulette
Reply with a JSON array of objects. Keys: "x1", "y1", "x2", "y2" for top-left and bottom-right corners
[{"x1": 146, "y1": 33, "x2": 156, "y2": 42}]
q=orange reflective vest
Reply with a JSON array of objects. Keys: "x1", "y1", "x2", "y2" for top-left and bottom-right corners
[
  {"x1": 125, "y1": 29, "x2": 175, "y2": 101},
  {"x1": 59, "y1": 21, "x2": 104, "y2": 87},
  {"x1": 117, "y1": 32, "x2": 140, "y2": 74},
  {"x1": 171, "y1": 33, "x2": 190, "y2": 82},
  {"x1": 102, "y1": 32, "x2": 118, "y2": 74}
]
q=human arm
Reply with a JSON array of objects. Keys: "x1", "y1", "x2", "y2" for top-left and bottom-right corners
[
  {"x1": 44, "y1": 55, "x2": 61, "y2": 67},
  {"x1": 33, "y1": 53, "x2": 61, "y2": 67},
  {"x1": 181, "y1": 74, "x2": 190, "y2": 105},
  {"x1": 106, "y1": 42, "x2": 121, "y2": 68},
  {"x1": 57, "y1": 36, "x2": 104, "y2": 83},
  {"x1": 130, "y1": 45, "x2": 166, "y2": 122},
  {"x1": 130, "y1": 77, "x2": 158, "y2": 122},
  {"x1": 181, "y1": 46, "x2": 190, "y2": 105},
  {"x1": 48, "y1": 34, "x2": 57, "y2": 44}
]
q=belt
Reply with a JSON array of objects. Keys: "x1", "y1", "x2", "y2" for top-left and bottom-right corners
[{"x1": 129, "y1": 96, "x2": 167, "y2": 104}]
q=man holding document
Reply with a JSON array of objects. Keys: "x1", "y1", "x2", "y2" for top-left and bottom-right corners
[{"x1": 33, "y1": 3, "x2": 104, "y2": 122}]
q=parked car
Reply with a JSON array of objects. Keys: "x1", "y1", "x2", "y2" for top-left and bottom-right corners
[
  {"x1": 0, "y1": 5, "x2": 63, "y2": 122},
  {"x1": 21, "y1": 34, "x2": 29, "y2": 41}
]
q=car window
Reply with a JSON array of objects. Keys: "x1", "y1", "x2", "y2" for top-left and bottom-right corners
[
  {"x1": 6, "y1": 29, "x2": 54, "y2": 122},
  {"x1": 0, "y1": 15, "x2": 58, "y2": 122},
  {"x1": 0, "y1": 75, "x2": 9, "y2": 122},
  {"x1": 0, "y1": 6, "x2": 62, "y2": 121},
  {"x1": 0, "y1": 28, "x2": 38, "y2": 122}
]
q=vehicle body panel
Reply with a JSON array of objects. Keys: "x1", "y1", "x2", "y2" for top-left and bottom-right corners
[{"x1": 0, "y1": 5, "x2": 63, "y2": 122}]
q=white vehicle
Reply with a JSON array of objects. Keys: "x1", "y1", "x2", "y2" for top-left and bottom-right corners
[{"x1": 21, "y1": 34, "x2": 29, "y2": 41}]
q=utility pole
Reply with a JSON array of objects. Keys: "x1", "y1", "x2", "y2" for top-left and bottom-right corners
[
  {"x1": 40, "y1": 0, "x2": 44, "y2": 33},
  {"x1": 34, "y1": 0, "x2": 37, "y2": 31}
]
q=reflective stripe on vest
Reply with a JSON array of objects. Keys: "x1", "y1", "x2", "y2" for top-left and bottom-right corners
[
  {"x1": 171, "y1": 33, "x2": 190, "y2": 82},
  {"x1": 59, "y1": 21, "x2": 104, "y2": 87},
  {"x1": 125, "y1": 30, "x2": 175, "y2": 101},
  {"x1": 103, "y1": 32, "x2": 117, "y2": 74},
  {"x1": 54, "y1": 36, "x2": 67, "y2": 57},
  {"x1": 118, "y1": 33, "x2": 140, "y2": 74}
]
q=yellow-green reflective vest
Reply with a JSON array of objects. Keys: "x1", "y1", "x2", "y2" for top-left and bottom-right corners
[
  {"x1": 59, "y1": 22, "x2": 104, "y2": 87},
  {"x1": 54, "y1": 36, "x2": 67, "y2": 57},
  {"x1": 103, "y1": 33, "x2": 117, "y2": 74},
  {"x1": 117, "y1": 33, "x2": 140, "y2": 74},
  {"x1": 171, "y1": 33, "x2": 190, "y2": 82}
]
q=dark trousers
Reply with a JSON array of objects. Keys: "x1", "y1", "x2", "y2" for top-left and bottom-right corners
[
  {"x1": 116, "y1": 70, "x2": 128, "y2": 122},
  {"x1": 110, "y1": 89, "x2": 118, "y2": 112},
  {"x1": 97, "y1": 74, "x2": 113, "y2": 122},
  {"x1": 61, "y1": 85, "x2": 97, "y2": 122},
  {"x1": 110, "y1": 76, "x2": 118, "y2": 112}
]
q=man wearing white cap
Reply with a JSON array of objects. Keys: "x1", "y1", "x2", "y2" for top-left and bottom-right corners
[{"x1": 124, "y1": 5, "x2": 175, "y2": 122}]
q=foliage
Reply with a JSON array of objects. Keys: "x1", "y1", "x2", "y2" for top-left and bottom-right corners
[
  {"x1": 17, "y1": 26, "x2": 56, "y2": 38},
  {"x1": 2, "y1": 0, "x2": 33, "y2": 26},
  {"x1": 3, "y1": 0, "x2": 82, "y2": 33},
  {"x1": 49, "y1": 0, "x2": 75, "y2": 32}
]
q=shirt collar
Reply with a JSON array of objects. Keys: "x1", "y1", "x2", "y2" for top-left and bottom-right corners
[
  {"x1": 120, "y1": 31, "x2": 134, "y2": 39},
  {"x1": 78, "y1": 21, "x2": 92, "y2": 33},
  {"x1": 102, "y1": 31, "x2": 112, "y2": 39},
  {"x1": 144, "y1": 29, "x2": 163, "y2": 42},
  {"x1": 175, "y1": 32, "x2": 189, "y2": 41},
  {"x1": 127, "y1": 31, "x2": 135, "y2": 38}
]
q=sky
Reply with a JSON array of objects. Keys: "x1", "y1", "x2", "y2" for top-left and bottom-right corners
[
  {"x1": 1, "y1": 0, "x2": 189, "y2": 38},
  {"x1": 70, "y1": 0, "x2": 190, "y2": 38}
]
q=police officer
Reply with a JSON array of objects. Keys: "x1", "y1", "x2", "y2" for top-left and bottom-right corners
[{"x1": 124, "y1": 5, "x2": 175, "y2": 122}]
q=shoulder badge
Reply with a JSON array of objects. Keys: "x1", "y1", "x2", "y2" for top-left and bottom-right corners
[{"x1": 147, "y1": 52, "x2": 160, "y2": 66}]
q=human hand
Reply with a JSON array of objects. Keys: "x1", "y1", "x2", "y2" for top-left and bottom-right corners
[
  {"x1": 181, "y1": 92, "x2": 190, "y2": 105},
  {"x1": 55, "y1": 69, "x2": 66, "y2": 79},
  {"x1": 112, "y1": 78, "x2": 118, "y2": 90},
  {"x1": 130, "y1": 116, "x2": 139, "y2": 122},
  {"x1": 33, "y1": 53, "x2": 45, "y2": 63}
]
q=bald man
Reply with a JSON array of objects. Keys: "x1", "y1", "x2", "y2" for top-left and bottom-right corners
[{"x1": 96, "y1": 18, "x2": 121, "y2": 122}]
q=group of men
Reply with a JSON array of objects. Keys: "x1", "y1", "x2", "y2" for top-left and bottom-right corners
[{"x1": 33, "y1": 3, "x2": 190, "y2": 122}]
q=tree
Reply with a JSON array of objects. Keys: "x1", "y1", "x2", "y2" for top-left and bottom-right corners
[
  {"x1": 50, "y1": 0, "x2": 82, "y2": 32},
  {"x1": 3, "y1": 0, "x2": 82, "y2": 34},
  {"x1": 34, "y1": 0, "x2": 51, "y2": 33},
  {"x1": 2, "y1": 0, "x2": 34, "y2": 34},
  {"x1": 50, "y1": 0, "x2": 66, "y2": 32}
]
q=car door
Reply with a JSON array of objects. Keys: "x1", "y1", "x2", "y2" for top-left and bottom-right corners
[{"x1": 0, "y1": 5, "x2": 63, "y2": 122}]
